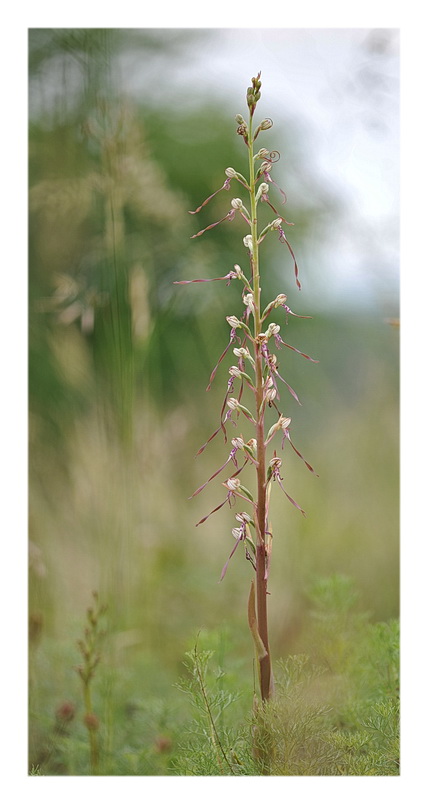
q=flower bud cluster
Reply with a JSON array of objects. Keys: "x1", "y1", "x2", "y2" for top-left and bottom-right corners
[{"x1": 246, "y1": 72, "x2": 262, "y2": 115}]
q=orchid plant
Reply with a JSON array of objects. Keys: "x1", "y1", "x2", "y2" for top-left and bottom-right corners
[{"x1": 175, "y1": 73, "x2": 318, "y2": 702}]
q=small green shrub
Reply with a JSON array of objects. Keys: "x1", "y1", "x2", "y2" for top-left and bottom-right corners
[{"x1": 172, "y1": 577, "x2": 399, "y2": 776}]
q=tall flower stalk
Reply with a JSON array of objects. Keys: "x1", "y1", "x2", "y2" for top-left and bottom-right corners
[{"x1": 176, "y1": 74, "x2": 318, "y2": 702}]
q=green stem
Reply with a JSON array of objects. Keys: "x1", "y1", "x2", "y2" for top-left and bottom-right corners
[
  {"x1": 84, "y1": 682, "x2": 99, "y2": 774},
  {"x1": 248, "y1": 114, "x2": 272, "y2": 702},
  {"x1": 193, "y1": 646, "x2": 236, "y2": 775}
]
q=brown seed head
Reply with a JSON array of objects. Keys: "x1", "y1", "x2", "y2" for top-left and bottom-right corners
[
  {"x1": 56, "y1": 701, "x2": 76, "y2": 723},
  {"x1": 83, "y1": 712, "x2": 100, "y2": 731}
]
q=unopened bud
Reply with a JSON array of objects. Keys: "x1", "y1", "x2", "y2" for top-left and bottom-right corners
[
  {"x1": 259, "y1": 118, "x2": 273, "y2": 130},
  {"x1": 243, "y1": 234, "x2": 253, "y2": 252},
  {"x1": 235, "y1": 114, "x2": 246, "y2": 125},
  {"x1": 252, "y1": 73, "x2": 262, "y2": 91}
]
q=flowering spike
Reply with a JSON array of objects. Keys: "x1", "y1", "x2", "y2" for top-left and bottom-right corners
[{"x1": 176, "y1": 75, "x2": 317, "y2": 703}]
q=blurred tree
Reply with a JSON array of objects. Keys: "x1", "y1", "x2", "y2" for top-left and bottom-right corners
[{"x1": 29, "y1": 28, "x2": 338, "y2": 452}]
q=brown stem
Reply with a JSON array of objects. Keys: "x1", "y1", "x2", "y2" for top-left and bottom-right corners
[
  {"x1": 248, "y1": 109, "x2": 272, "y2": 702},
  {"x1": 255, "y1": 347, "x2": 271, "y2": 700}
]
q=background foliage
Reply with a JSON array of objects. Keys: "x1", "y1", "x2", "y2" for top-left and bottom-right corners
[{"x1": 28, "y1": 29, "x2": 399, "y2": 775}]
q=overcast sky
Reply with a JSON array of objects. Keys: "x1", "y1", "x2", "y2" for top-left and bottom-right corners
[
  {"x1": 28, "y1": 26, "x2": 399, "y2": 312},
  {"x1": 119, "y1": 27, "x2": 399, "y2": 312}
]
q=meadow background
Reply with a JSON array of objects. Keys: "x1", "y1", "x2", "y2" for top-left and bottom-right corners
[{"x1": 28, "y1": 28, "x2": 399, "y2": 775}]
